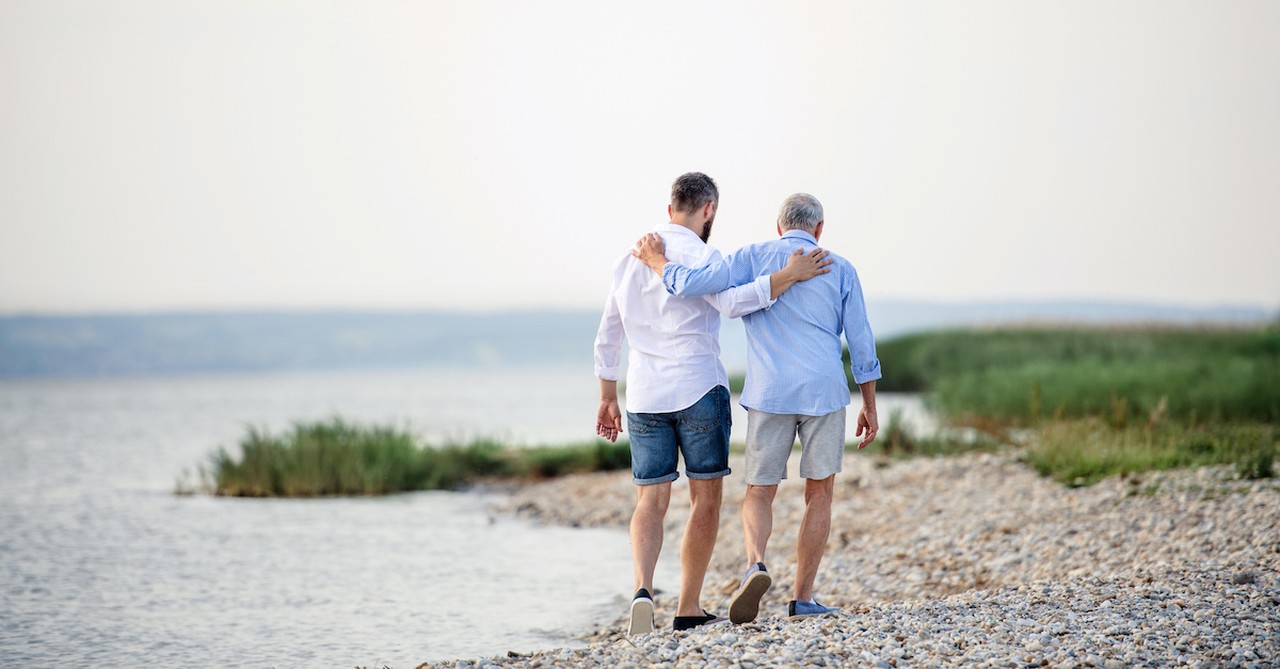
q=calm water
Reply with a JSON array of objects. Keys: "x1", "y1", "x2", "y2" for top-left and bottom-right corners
[
  {"x1": 0, "y1": 365, "x2": 926, "y2": 667},
  {"x1": 0, "y1": 367, "x2": 670, "y2": 667}
]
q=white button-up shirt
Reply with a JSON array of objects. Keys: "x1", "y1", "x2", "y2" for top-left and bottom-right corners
[{"x1": 594, "y1": 223, "x2": 775, "y2": 414}]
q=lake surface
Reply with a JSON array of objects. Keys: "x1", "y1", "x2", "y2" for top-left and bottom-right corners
[{"x1": 0, "y1": 366, "x2": 926, "y2": 667}]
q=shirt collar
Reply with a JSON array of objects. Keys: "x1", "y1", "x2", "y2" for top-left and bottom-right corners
[
  {"x1": 781, "y1": 229, "x2": 818, "y2": 245},
  {"x1": 655, "y1": 222, "x2": 703, "y2": 240}
]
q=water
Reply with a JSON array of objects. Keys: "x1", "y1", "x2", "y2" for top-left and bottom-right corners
[
  {"x1": 0, "y1": 365, "x2": 927, "y2": 667},
  {"x1": 0, "y1": 367, "x2": 663, "y2": 667}
]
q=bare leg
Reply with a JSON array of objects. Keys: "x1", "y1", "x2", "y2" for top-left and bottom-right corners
[
  {"x1": 631, "y1": 482, "x2": 672, "y2": 593},
  {"x1": 676, "y1": 477, "x2": 722, "y2": 616},
  {"x1": 742, "y1": 484, "x2": 778, "y2": 566},
  {"x1": 793, "y1": 475, "x2": 834, "y2": 601}
]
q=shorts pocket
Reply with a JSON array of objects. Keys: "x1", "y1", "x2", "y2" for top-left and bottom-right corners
[
  {"x1": 682, "y1": 415, "x2": 721, "y2": 434},
  {"x1": 627, "y1": 413, "x2": 661, "y2": 435},
  {"x1": 680, "y1": 387, "x2": 728, "y2": 433}
]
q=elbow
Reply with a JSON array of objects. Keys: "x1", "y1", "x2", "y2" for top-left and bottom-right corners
[{"x1": 852, "y1": 360, "x2": 882, "y2": 385}]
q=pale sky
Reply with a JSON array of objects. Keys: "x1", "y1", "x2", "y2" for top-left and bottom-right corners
[{"x1": 2, "y1": 1, "x2": 1277, "y2": 314}]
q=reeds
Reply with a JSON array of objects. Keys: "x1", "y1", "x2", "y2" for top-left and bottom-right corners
[
  {"x1": 873, "y1": 325, "x2": 1280, "y2": 423},
  {"x1": 1022, "y1": 420, "x2": 1276, "y2": 486},
  {"x1": 199, "y1": 418, "x2": 630, "y2": 497},
  {"x1": 866, "y1": 325, "x2": 1278, "y2": 485}
]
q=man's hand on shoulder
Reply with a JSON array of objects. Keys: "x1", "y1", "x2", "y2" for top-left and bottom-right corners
[
  {"x1": 784, "y1": 247, "x2": 832, "y2": 281},
  {"x1": 631, "y1": 232, "x2": 669, "y2": 275},
  {"x1": 769, "y1": 247, "x2": 832, "y2": 300}
]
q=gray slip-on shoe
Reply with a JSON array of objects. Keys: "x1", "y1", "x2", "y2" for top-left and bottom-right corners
[
  {"x1": 728, "y1": 562, "x2": 772, "y2": 624},
  {"x1": 788, "y1": 599, "x2": 839, "y2": 619}
]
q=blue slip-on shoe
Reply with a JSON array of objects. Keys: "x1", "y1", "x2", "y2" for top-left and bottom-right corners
[
  {"x1": 629, "y1": 588, "x2": 655, "y2": 636},
  {"x1": 729, "y1": 562, "x2": 772, "y2": 624},
  {"x1": 788, "y1": 599, "x2": 839, "y2": 619}
]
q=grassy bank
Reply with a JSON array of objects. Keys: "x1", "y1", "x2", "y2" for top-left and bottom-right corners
[
  {"x1": 870, "y1": 325, "x2": 1279, "y2": 485},
  {"x1": 1022, "y1": 420, "x2": 1275, "y2": 486},
  {"x1": 874, "y1": 325, "x2": 1280, "y2": 423},
  {"x1": 196, "y1": 418, "x2": 630, "y2": 497}
]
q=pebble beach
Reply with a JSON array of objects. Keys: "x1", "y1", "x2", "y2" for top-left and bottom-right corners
[{"x1": 434, "y1": 452, "x2": 1279, "y2": 668}]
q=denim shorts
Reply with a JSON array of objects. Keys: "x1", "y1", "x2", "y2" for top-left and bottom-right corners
[{"x1": 626, "y1": 385, "x2": 732, "y2": 485}]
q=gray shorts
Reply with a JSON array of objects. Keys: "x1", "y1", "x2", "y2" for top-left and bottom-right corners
[{"x1": 744, "y1": 407, "x2": 846, "y2": 485}]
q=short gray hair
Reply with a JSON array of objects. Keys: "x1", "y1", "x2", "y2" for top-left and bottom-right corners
[{"x1": 777, "y1": 193, "x2": 823, "y2": 232}]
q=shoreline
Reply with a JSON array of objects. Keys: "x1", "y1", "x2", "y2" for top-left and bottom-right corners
[{"x1": 439, "y1": 452, "x2": 1278, "y2": 668}]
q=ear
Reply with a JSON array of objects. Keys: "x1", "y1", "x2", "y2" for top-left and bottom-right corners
[
  {"x1": 667, "y1": 204, "x2": 673, "y2": 218},
  {"x1": 777, "y1": 223, "x2": 783, "y2": 237},
  {"x1": 703, "y1": 201, "x2": 715, "y2": 220},
  {"x1": 814, "y1": 220, "x2": 825, "y2": 240}
]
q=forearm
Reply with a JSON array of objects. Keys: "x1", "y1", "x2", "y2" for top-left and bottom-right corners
[
  {"x1": 768, "y1": 266, "x2": 802, "y2": 300},
  {"x1": 857, "y1": 380, "x2": 876, "y2": 411},
  {"x1": 600, "y1": 379, "x2": 618, "y2": 402},
  {"x1": 663, "y1": 261, "x2": 735, "y2": 297}
]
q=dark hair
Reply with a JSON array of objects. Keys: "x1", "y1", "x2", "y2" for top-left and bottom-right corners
[{"x1": 670, "y1": 172, "x2": 719, "y2": 214}]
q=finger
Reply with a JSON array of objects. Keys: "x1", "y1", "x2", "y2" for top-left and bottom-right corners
[
  {"x1": 791, "y1": 248, "x2": 804, "y2": 257},
  {"x1": 819, "y1": 258, "x2": 833, "y2": 266}
]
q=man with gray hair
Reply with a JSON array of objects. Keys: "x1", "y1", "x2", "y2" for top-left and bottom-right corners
[{"x1": 633, "y1": 192, "x2": 880, "y2": 623}]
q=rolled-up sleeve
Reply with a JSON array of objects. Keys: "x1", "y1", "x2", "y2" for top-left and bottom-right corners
[
  {"x1": 705, "y1": 274, "x2": 775, "y2": 319},
  {"x1": 593, "y1": 280, "x2": 624, "y2": 380},
  {"x1": 842, "y1": 267, "x2": 882, "y2": 384}
]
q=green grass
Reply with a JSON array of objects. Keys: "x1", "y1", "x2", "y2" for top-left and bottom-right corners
[
  {"x1": 1022, "y1": 420, "x2": 1278, "y2": 487},
  {"x1": 874, "y1": 325, "x2": 1280, "y2": 423},
  {"x1": 865, "y1": 325, "x2": 1279, "y2": 485},
  {"x1": 199, "y1": 418, "x2": 631, "y2": 497}
]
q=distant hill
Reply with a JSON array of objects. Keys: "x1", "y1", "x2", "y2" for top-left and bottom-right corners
[
  {"x1": 0, "y1": 302, "x2": 1273, "y2": 378},
  {"x1": 866, "y1": 300, "x2": 1276, "y2": 338},
  {"x1": 0, "y1": 311, "x2": 602, "y2": 377}
]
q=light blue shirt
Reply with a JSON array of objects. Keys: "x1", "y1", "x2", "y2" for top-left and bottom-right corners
[{"x1": 662, "y1": 229, "x2": 882, "y2": 416}]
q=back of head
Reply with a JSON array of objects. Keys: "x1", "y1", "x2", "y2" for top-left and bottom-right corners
[
  {"x1": 671, "y1": 172, "x2": 719, "y2": 214},
  {"x1": 778, "y1": 193, "x2": 823, "y2": 232}
]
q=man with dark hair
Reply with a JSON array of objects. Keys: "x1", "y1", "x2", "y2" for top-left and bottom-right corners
[
  {"x1": 632, "y1": 192, "x2": 881, "y2": 624},
  {"x1": 669, "y1": 172, "x2": 721, "y2": 240},
  {"x1": 594, "y1": 173, "x2": 831, "y2": 635}
]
